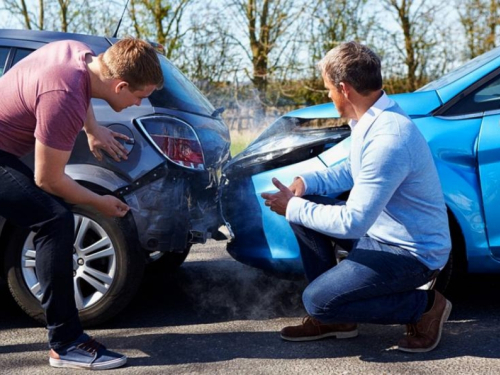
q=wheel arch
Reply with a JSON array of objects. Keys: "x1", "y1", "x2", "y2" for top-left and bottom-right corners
[
  {"x1": 0, "y1": 177, "x2": 143, "y2": 279},
  {"x1": 65, "y1": 164, "x2": 129, "y2": 193},
  {"x1": 73, "y1": 180, "x2": 143, "y2": 260}
]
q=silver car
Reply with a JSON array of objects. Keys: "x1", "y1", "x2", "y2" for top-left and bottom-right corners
[{"x1": 0, "y1": 29, "x2": 231, "y2": 326}]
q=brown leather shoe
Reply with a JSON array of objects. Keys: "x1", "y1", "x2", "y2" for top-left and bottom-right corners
[
  {"x1": 280, "y1": 316, "x2": 358, "y2": 342},
  {"x1": 397, "y1": 290, "x2": 452, "y2": 353}
]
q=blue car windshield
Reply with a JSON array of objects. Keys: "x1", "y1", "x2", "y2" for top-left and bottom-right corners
[
  {"x1": 148, "y1": 55, "x2": 215, "y2": 117},
  {"x1": 418, "y1": 46, "x2": 500, "y2": 92}
]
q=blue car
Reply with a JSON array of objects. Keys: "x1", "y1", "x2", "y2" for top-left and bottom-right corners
[{"x1": 220, "y1": 46, "x2": 500, "y2": 288}]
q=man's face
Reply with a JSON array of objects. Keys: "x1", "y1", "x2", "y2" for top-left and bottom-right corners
[
  {"x1": 324, "y1": 76, "x2": 347, "y2": 117},
  {"x1": 108, "y1": 82, "x2": 157, "y2": 112}
]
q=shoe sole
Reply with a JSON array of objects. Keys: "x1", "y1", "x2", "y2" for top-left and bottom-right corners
[
  {"x1": 397, "y1": 300, "x2": 452, "y2": 353},
  {"x1": 281, "y1": 329, "x2": 359, "y2": 342},
  {"x1": 49, "y1": 355, "x2": 127, "y2": 370}
]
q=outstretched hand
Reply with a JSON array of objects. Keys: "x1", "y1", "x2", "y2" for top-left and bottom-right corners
[
  {"x1": 87, "y1": 126, "x2": 130, "y2": 162},
  {"x1": 261, "y1": 178, "x2": 295, "y2": 216}
]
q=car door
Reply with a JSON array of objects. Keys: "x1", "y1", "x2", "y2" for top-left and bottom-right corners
[
  {"x1": 477, "y1": 111, "x2": 500, "y2": 252},
  {"x1": 443, "y1": 71, "x2": 500, "y2": 255}
]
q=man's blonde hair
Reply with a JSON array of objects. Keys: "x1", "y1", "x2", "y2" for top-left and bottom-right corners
[{"x1": 100, "y1": 38, "x2": 164, "y2": 91}]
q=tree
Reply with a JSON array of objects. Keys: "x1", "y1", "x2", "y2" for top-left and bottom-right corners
[
  {"x1": 303, "y1": 0, "x2": 375, "y2": 104},
  {"x1": 169, "y1": 3, "x2": 245, "y2": 114},
  {"x1": 129, "y1": 0, "x2": 194, "y2": 60},
  {"x1": 0, "y1": 0, "x2": 121, "y2": 35},
  {"x1": 2, "y1": 0, "x2": 46, "y2": 30},
  {"x1": 77, "y1": 1, "x2": 122, "y2": 36},
  {"x1": 223, "y1": 0, "x2": 304, "y2": 112},
  {"x1": 381, "y1": 0, "x2": 448, "y2": 92},
  {"x1": 457, "y1": 0, "x2": 499, "y2": 59}
]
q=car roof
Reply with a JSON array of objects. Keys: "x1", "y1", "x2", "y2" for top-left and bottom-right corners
[{"x1": 0, "y1": 29, "x2": 113, "y2": 51}]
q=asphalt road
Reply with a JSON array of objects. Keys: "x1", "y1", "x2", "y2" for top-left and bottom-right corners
[{"x1": 1, "y1": 240, "x2": 500, "y2": 374}]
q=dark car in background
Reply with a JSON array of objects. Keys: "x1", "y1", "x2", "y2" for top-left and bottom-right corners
[{"x1": 0, "y1": 29, "x2": 231, "y2": 326}]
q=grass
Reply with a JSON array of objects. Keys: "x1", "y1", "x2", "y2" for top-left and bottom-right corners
[{"x1": 230, "y1": 129, "x2": 261, "y2": 157}]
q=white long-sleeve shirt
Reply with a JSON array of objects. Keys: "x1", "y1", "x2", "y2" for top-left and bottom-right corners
[{"x1": 286, "y1": 93, "x2": 451, "y2": 270}]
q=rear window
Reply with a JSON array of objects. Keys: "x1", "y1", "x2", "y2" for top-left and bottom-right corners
[
  {"x1": 12, "y1": 48, "x2": 33, "y2": 65},
  {"x1": 148, "y1": 55, "x2": 215, "y2": 117}
]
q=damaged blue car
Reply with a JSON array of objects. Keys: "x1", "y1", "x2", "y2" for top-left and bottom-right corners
[{"x1": 220, "y1": 45, "x2": 500, "y2": 290}]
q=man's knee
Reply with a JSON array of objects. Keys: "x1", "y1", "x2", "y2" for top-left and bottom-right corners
[
  {"x1": 302, "y1": 283, "x2": 340, "y2": 320},
  {"x1": 44, "y1": 205, "x2": 74, "y2": 232}
]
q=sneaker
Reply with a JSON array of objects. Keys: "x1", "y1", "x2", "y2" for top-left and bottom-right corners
[
  {"x1": 397, "y1": 290, "x2": 452, "y2": 353},
  {"x1": 280, "y1": 315, "x2": 358, "y2": 342},
  {"x1": 49, "y1": 333, "x2": 127, "y2": 370}
]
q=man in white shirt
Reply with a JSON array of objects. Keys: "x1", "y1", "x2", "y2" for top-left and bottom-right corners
[{"x1": 262, "y1": 41, "x2": 451, "y2": 352}]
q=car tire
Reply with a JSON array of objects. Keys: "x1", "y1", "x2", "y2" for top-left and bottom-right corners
[
  {"x1": 3, "y1": 205, "x2": 145, "y2": 327},
  {"x1": 146, "y1": 245, "x2": 191, "y2": 273},
  {"x1": 433, "y1": 251, "x2": 453, "y2": 293}
]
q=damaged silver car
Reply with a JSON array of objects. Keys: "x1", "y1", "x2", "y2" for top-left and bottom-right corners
[{"x1": 0, "y1": 29, "x2": 230, "y2": 326}]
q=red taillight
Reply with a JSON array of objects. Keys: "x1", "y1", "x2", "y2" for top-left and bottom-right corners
[
  {"x1": 151, "y1": 135, "x2": 204, "y2": 169},
  {"x1": 137, "y1": 115, "x2": 206, "y2": 170}
]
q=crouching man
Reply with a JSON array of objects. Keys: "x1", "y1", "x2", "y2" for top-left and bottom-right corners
[{"x1": 262, "y1": 41, "x2": 452, "y2": 352}]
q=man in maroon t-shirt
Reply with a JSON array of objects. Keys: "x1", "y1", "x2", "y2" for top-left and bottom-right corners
[{"x1": 0, "y1": 38, "x2": 163, "y2": 370}]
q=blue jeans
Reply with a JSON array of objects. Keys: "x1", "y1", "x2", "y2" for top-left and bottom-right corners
[
  {"x1": 0, "y1": 149, "x2": 83, "y2": 349},
  {"x1": 290, "y1": 196, "x2": 437, "y2": 325}
]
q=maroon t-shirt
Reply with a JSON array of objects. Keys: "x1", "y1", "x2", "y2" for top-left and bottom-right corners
[{"x1": 0, "y1": 40, "x2": 93, "y2": 157}]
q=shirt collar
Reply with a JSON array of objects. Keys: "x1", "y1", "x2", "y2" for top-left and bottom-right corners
[{"x1": 348, "y1": 91, "x2": 393, "y2": 132}]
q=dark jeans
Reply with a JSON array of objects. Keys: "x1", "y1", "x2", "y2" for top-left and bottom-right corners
[
  {"x1": 290, "y1": 196, "x2": 437, "y2": 325},
  {"x1": 0, "y1": 149, "x2": 82, "y2": 349}
]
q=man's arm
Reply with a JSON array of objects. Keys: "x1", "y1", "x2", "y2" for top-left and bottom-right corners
[
  {"x1": 34, "y1": 140, "x2": 129, "y2": 217},
  {"x1": 83, "y1": 104, "x2": 129, "y2": 162},
  {"x1": 300, "y1": 157, "x2": 353, "y2": 196},
  {"x1": 286, "y1": 134, "x2": 410, "y2": 238}
]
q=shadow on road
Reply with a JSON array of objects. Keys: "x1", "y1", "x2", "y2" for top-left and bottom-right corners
[{"x1": 1, "y1": 254, "x2": 500, "y2": 366}]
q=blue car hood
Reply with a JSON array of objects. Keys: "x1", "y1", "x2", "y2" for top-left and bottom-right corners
[{"x1": 286, "y1": 90, "x2": 442, "y2": 119}]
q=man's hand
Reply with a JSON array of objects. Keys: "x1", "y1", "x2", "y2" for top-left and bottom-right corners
[
  {"x1": 86, "y1": 126, "x2": 129, "y2": 162},
  {"x1": 261, "y1": 178, "x2": 295, "y2": 216},
  {"x1": 95, "y1": 195, "x2": 130, "y2": 217},
  {"x1": 83, "y1": 104, "x2": 129, "y2": 162},
  {"x1": 289, "y1": 177, "x2": 306, "y2": 197}
]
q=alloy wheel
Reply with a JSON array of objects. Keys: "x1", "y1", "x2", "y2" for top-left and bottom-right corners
[{"x1": 21, "y1": 214, "x2": 117, "y2": 310}]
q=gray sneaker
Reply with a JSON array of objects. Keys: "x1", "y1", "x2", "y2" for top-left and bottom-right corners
[{"x1": 49, "y1": 333, "x2": 127, "y2": 370}]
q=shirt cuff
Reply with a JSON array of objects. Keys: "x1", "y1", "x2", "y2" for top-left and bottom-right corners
[{"x1": 286, "y1": 196, "x2": 307, "y2": 223}]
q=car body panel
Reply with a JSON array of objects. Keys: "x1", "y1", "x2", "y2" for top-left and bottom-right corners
[
  {"x1": 285, "y1": 90, "x2": 442, "y2": 120},
  {"x1": 64, "y1": 164, "x2": 130, "y2": 192},
  {"x1": 74, "y1": 98, "x2": 166, "y2": 182},
  {"x1": 0, "y1": 38, "x2": 45, "y2": 50},
  {"x1": 0, "y1": 29, "x2": 113, "y2": 50},
  {"x1": 388, "y1": 91, "x2": 442, "y2": 116}
]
